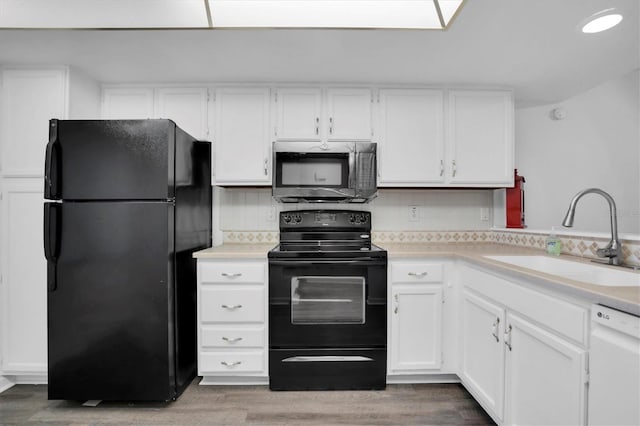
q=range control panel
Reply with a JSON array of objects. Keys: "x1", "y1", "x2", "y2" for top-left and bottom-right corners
[{"x1": 279, "y1": 210, "x2": 371, "y2": 230}]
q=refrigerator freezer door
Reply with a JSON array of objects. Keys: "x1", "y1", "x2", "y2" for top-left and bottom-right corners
[
  {"x1": 45, "y1": 119, "x2": 178, "y2": 201},
  {"x1": 47, "y1": 201, "x2": 182, "y2": 401}
]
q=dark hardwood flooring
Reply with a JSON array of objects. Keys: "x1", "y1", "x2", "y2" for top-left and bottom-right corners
[{"x1": 0, "y1": 381, "x2": 495, "y2": 425}]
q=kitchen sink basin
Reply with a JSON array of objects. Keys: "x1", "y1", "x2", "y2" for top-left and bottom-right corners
[{"x1": 484, "y1": 255, "x2": 640, "y2": 287}]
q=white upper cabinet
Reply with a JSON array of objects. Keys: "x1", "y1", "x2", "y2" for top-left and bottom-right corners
[
  {"x1": 274, "y1": 87, "x2": 373, "y2": 142},
  {"x1": 325, "y1": 88, "x2": 373, "y2": 140},
  {"x1": 213, "y1": 87, "x2": 271, "y2": 185},
  {"x1": 101, "y1": 87, "x2": 154, "y2": 119},
  {"x1": 447, "y1": 90, "x2": 514, "y2": 186},
  {"x1": 377, "y1": 89, "x2": 444, "y2": 185},
  {"x1": 0, "y1": 68, "x2": 68, "y2": 177},
  {"x1": 155, "y1": 87, "x2": 209, "y2": 140},
  {"x1": 274, "y1": 88, "x2": 322, "y2": 140}
]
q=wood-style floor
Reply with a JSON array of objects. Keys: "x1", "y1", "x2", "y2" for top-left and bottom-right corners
[{"x1": 0, "y1": 381, "x2": 495, "y2": 425}]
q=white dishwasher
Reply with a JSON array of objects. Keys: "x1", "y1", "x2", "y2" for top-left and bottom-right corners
[{"x1": 588, "y1": 304, "x2": 640, "y2": 426}]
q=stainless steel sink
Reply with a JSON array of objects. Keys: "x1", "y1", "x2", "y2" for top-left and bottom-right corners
[{"x1": 484, "y1": 255, "x2": 640, "y2": 287}]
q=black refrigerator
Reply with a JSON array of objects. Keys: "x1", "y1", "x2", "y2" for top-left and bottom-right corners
[{"x1": 43, "y1": 119, "x2": 212, "y2": 401}]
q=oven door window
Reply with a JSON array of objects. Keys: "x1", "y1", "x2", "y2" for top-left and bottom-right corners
[
  {"x1": 291, "y1": 276, "x2": 365, "y2": 324},
  {"x1": 276, "y1": 153, "x2": 349, "y2": 188}
]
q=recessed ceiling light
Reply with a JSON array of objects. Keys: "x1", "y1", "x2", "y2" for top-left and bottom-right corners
[{"x1": 581, "y1": 9, "x2": 623, "y2": 34}]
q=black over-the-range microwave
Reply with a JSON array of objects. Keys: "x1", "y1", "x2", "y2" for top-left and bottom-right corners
[{"x1": 272, "y1": 141, "x2": 377, "y2": 203}]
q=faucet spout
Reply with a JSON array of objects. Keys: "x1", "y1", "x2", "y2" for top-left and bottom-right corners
[{"x1": 561, "y1": 188, "x2": 622, "y2": 266}]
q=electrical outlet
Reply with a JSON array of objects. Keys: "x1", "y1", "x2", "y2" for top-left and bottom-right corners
[
  {"x1": 408, "y1": 205, "x2": 420, "y2": 222},
  {"x1": 480, "y1": 207, "x2": 490, "y2": 221}
]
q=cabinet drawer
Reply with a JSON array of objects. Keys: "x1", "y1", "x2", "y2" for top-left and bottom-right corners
[
  {"x1": 391, "y1": 262, "x2": 443, "y2": 283},
  {"x1": 201, "y1": 286, "x2": 265, "y2": 323},
  {"x1": 199, "y1": 351, "x2": 265, "y2": 374},
  {"x1": 200, "y1": 262, "x2": 265, "y2": 283},
  {"x1": 201, "y1": 327, "x2": 265, "y2": 348}
]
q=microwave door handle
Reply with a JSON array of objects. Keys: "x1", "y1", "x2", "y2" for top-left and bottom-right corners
[{"x1": 349, "y1": 152, "x2": 357, "y2": 189}]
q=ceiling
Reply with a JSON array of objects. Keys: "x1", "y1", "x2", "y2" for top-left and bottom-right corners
[{"x1": 0, "y1": 0, "x2": 638, "y2": 107}]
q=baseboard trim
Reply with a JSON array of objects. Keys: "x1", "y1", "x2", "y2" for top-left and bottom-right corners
[
  {"x1": 0, "y1": 376, "x2": 15, "y2": 393},
  {"x1": 386, "y1": 373, "x2": 460, "y2": 384},
  {"x1": 199, "y1": 376, "x2": 269, "y2": 386}
]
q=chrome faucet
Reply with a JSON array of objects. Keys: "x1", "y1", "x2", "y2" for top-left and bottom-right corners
[{"x1": 562, "y1": 188, "x2": 622, "y2": 266}]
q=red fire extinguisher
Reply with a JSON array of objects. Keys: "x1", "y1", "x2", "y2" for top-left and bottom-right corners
[{"x1": 506, "y1": 169, "x2": 525, "y2": 228}]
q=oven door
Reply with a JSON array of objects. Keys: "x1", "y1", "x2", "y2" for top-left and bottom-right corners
[{"x1": 268, "y1": 257, "x2": 387, "y2": 348}]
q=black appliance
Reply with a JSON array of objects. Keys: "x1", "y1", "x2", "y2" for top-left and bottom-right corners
[
  {"x1": 272, "y1": 141, "x2": 377, "y2": 203},
  {"x1": 43, "y1": 119, "x2": 212, "y2": 401},
  {"x1": 268, "y1": 210, "x2": 387, "y2": 390}
]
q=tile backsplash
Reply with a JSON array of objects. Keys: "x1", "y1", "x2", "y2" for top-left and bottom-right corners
[
  {"x1": 218, "y1": 188, "x2": 640, "y2": 266},
  {"x1": 219, "y1": 187, "x2": 494, "y2": 231}
]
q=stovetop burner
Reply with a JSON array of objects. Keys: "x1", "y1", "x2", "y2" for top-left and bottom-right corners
[{"x1": 268, "y1": 209, "x2": 386, "y2": 259}]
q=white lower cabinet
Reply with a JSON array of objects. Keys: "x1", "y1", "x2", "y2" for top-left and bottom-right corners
[
  {"x1": 504, "y1": 313, "x2": 586, "y2": 426},
  {"x1": 388, "y1": 261, "x2": 445, "y2": 375},
  {"x1": 460, "y1": 290, "x2": 506, "y2": 420},
  {"x1": 196, "y1": 259, "x2": 268, "y2": 383},
  {"x1": 459, "y1": 265, "x2": 588, "y2": 426}
]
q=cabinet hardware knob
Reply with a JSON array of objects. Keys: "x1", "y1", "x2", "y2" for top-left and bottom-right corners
[
  {"x1": 408, "y1": 272, "x2": 428, "y2": 277},
  {"x1": 221, "y1": 304, "x2": 243, "y2": 310},
  {"x1": 329, "y1": 117, "x2": 333, "y2": 135},
  {"x1": 452, "y1": 160, "x2": 457, "y2": 178},
  {"x1": 264, "y1": 158, "x2": 268, "y2": 176},
  {"x1": 221, "y1": 272, "x2": 242, "y2": 278},
  {"x1": 492, "y1": 317, "x2": 500, "y2": 342},
  {"x1": 504, "y1": 324, "x2": 512, "y2": 351},
  {"x1": 440, "y1": 160, "x2": 444, "y2": 177},
  {"x1": 315, "y1": 117, "x2": 319, "y2": 135},
  {"x1": 222, "y1": 337, "x2": 243, "y2": 343},
  {"x1": 221, "y1": 361, "x2": 242, "y2": 367}
]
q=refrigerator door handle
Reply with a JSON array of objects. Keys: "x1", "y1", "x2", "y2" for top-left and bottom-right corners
[
  {"x1": 44, "y1": 202, "x2": 61, "y2": 291},
  {"x1": 44, "y1": 119, "x2": 61, "y2": 199}
]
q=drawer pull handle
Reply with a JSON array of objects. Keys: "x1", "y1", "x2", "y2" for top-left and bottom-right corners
[
  {"x1": 504, "y1": 324, "x2": 513, "y2": 351},
  {"x1": 221, "y1": 272, "x2": 242, "y2": 278},
  {"x1": 222, "y1": 337, "x2": 243, "y2": 343},
  {"x1": 408, "y1": 272, "x2": 428, "y2": 277},
  {"x1": 492, "y1": 317, "x2": 500, "y2": 342},
  {"x1": 221, "y1": 361, "x2": 242, "y2": 367},
  {"x1": 221, "y1": 304, "x2": 243, "y2": 310}
]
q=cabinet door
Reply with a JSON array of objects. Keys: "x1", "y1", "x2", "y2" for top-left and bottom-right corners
[
  {"x1": 326, "y1": 88, "x2": 372, "y2": 140},
  {"x1": 447, "y1": 90, "x2": 514, "y2": 186},
  {"x1": 213, "y1": 88, "x2": 271, "y2": 185},
  {"x1": 378, "y1": 89, "x2": 444, "y2": 185},
  {"x1": 101, "y1": 87, "x2": 154, "y2": 119},
  {"x1": 1, "y1": 68, "x2": 67, "y2": 177},
  {"x1": 0, "y1": 179, "x2": 47, "y2": 375},
  {"x1": 155, "y1": 87, "x2": 209, "y2": 140},
  {"x1": 504, "y1": 313, "x2": 587, "y2": 426},
  {"x1": 274, "y1": 88, "x2": 322, "y2": 141},
  {"x1": 389, "y1": 284, "x2": 442, "y2": 373},
  {"x1": 460, "y1": 289, "x2": 506, "y2": 421}
]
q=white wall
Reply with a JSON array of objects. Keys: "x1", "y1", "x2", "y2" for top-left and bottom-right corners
[
  {"x1": 219, "y1": 188, "x2": 494, "y2": 232},
  {"x1": 515, "y1": 69, "x2": 640, "y2": 235}
]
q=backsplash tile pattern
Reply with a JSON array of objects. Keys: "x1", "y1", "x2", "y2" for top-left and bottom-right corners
[
  {"x1": 221, "y1": 229, "x2": 640, "y2": 266},
  {"x1": 492, "y1": 230, "x2": 640, "y2": 266},
  {"x1": 218, "y1": 188, "x2": 639, "y2": 266}
]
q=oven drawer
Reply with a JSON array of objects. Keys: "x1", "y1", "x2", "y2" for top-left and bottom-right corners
[
  {"x1": 200, "y1": 262, "x2": 265, "y2": 283},
  {"x1": 200, "y1": 351, "x2": 266, "y2": 374},
  {"x1": 201, "y1": 286, "x2": 265, "y2": 323},
  {"x1": 391, "y1": 262, "x2": 443, "y2": 283},
  {"x1": 201, "y1": 326, "x2": 265, "y2": 348},
  {"x1": 269, "y1": 348, "x2": 386, "y2": 390}
]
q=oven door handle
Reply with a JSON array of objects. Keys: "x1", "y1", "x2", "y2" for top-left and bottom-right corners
[
  {"x1": 282, "y1": 356, "x2": 374, "y2": 362},
  {"x1": 269, "y1": 259, "x2": 387, "y2": 267}
]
